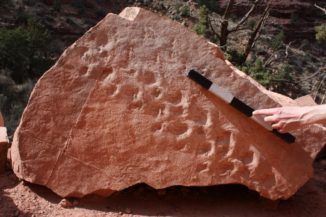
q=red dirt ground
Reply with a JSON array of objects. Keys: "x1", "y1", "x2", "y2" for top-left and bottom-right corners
[{"x1": 1, "y1": 160, "x2": 326, "y2": 217}]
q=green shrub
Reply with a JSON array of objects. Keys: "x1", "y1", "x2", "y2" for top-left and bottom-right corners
[
  {"x1": 194, "y1": 23, "x2": 207, "y2": 35},
  {"x1": 241, "y1": 59, "x2": 272, "y2": 87},
  {"x1": 193, "y1": 5, "x2": 208, "y2": 36},
  {"x1": 0, "y1": 0, "x2": 12, "y2": 7},
  {"x1": 71, "y1": 0, "x2": 85, "y2": 13},
  {"x1": 225, "y1": 48, "x2": 245, "y2": 65},
  {"x1": 0, "y1": 74, "x2": 34, "y2": 135},
  {"x1": 248, "y1": 19, "x2": 256, "y2": 30},
  {"x1": 290, "y1": 13, "x2": 300, "y2": 24},
  {"x1": 0, "y1": 18, "x2": 52, "y2": 83},
  {"x1": 276, "y1": 64, "x2": 292, "y2": 81},
  {"x1": 315, "y1": 24, "x2": 326, "y2": 45},
  {"x1": 180, "y1": 5, "x2": 190, "y2": 17},
  {"x1": 270, "y1": 31, "x2": 284, "y2": 50},
  {"x1": 241, "y1": 60, "x2": 293, "y2": 87},
  {"x1": 300, "y1": 39, "x2": 310, "y2": 50},
  {"x1": 71, "y1": 0, "x2": 85, "y2": 9},
  {"x1": 198, "y1": 0, "x2": 218, "y2": 12},
  {"x1": 53, "y1": 0, "x2": 61, "y2": 12}
]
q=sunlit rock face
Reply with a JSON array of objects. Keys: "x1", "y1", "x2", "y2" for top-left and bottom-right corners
[
  {"x1": 0, "y1": 112, "x2": 8, "y2": 144},
  {"x1": 11, "y1": 7, "x2": 325, "y2": 200},
  {"x1": 0, "y1": 112, "x2": 9, "y2": 173}
]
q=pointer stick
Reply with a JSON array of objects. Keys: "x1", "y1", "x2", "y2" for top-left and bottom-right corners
[{"x1": 187, "y1": 69, "x2": 295, "y2": 143}]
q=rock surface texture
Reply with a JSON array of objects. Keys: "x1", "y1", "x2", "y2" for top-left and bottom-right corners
[
  {"x1": 0, "y1": 112, "x2": 9, "y2": 173},
  {"x1": 11, "y1": 7, "x2": 326, "y2": 200}
]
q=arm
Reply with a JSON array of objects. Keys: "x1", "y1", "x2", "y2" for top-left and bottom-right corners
[{"x1": 253, "y1": 105, "x2": 326, "y2": 133}]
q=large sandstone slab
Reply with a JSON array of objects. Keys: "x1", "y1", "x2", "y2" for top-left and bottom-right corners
[{"x1": 11, "y1": 7, "x2": 325, "y2": 200}]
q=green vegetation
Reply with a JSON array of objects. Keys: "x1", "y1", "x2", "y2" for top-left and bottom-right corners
[
  {"x1": 193, "y1": 5, "x2": 208, "y2": 36},
  {"x1": 0, "y1": 17, "x2": 53, "y2": 134},
  {"x1": 290, "y1": 13, "x2": 300, "y2": 24},
  {"x1": 180, "y1": 5, "x2": 190, "y2": 17},
  {"x1": 175, "y1": 3, "x2": 190, "y2": 18},
  {"x1": 276, "y1": 64, "x2": 292, "y2": 81},
  {"x1": 53, "y1": 0, "x2": 62, "y2": 12},
  {"x1": 225, "y1": 48, "x2": 245, "y2": 66},
  {"x1": 240, "y1": 60, "x2": 293, "y2": 87},
  {"x1": 22, "y1": 0, "x2": 36, "y2": 6},
  {"x1": 0, "y1": 18, "x2": 53, "y2": 83},
  {"x1": 241, "y1": 59, "x2": 272, "y2": 87},
  {"x1": 270, "y1": 30, "x2": 285, "y2": 50},
  {"x1": 0, "y1": 0, "x2": 12, "y2": 7},
  {"x1": 247, "y1": 19, "x2": 256, "y2": 30},
  {"x1": 71, "y1": 0, "x2": 86, "y2": 13},
  {"x1": 198, "y1": 0, "x2": 218, "y2": 12},
  {"x1": 315, "y1": 24, "x2": 326, "y2": 46}
]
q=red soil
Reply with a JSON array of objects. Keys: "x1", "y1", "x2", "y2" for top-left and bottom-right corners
[{"x1": 1, "y1": 160, "x2": 326, "y2": 217}]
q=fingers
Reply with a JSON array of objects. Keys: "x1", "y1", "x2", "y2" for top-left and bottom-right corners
[
  {"x1": 253, "y1": 108, "x2": 281, "y2": 116},
  {"x1": 272, "y1": 121, "x2": 289, "y2": 133},
  {"x1": 264, "y1": 115, "x2": 279, "y2": 123},
  {"x1": 253, "y1": 107, "x2": 302, "y2": 133},
  {"x1": 253, "y1": 107, "x2": 288, "y2": 132},
  {"x1": 272, "y1": 121, "x2": 284, "y2": 130}
]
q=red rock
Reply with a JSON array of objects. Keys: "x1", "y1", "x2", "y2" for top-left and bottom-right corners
[
  {"x1": 0, "y1": 113, "x2": 3, "y2": 126},
  {"x1": 294, "y1": 95, "x2": 317, "y2": 106},
  {"x1": 0, "y1": 113, "x2": 8, "y2": 144},
  {"x1": 11, "y1": 7, "x2": 325, "y2": 200},
  {"x1": 0, "y1": 112, "x2": 9, "y2": 173}
]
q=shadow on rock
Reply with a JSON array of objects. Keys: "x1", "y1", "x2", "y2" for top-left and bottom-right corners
[
  {"x1": 3, "y1": 160, "x2": 325, "y2": 217},
  {"x1": 75, "y1": 161, "x2": 326, "y2": 217}
]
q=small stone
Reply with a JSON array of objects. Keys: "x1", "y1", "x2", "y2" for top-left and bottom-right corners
[{"x1": 59, "y1": 198, "x2": 74, "y2": 208}]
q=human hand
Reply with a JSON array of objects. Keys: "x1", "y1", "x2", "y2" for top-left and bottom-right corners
[{"x1": 252, "y1": 106, "x2": 314, "y2": 133}]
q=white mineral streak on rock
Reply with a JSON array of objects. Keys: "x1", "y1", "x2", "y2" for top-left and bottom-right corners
[
  {"x1": 11, "y1": 7, "x2": 326, "y2": 200},
  {"x1": 0, "y1": 112, "x2": 7, "y2": 143}
]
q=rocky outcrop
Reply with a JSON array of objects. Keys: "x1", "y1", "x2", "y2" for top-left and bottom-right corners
[
  {"x1": 11, "y1": 7, "x2": 325, "y2": 200},
  {"x1": 0, "y1": 113, "x2": 3, "y2": 128},
  {"x1": 0, "y1": 112, "x2": 9, "y2": 173}
]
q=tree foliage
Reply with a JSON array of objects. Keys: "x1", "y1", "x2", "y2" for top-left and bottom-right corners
[
  {"x1": 198, "y1": 0, "x2": 218, "y2": 12},
  {"x1": 0, "y1": 18, "x2": 52, "y2": 83},
  {"x1": 315, "y1": 24, "x2": 326, "y2": 46},
  {"x1": 0, "y1": 0, "x2": 12, "y2": 7},
  {"x1": 225, "y1": 48, "x2": 245, "y2": 65},
  {"x1": 240, "y1": 59, "x2": 293, "y2": 88},
  {"x1": 193, "y1": 5, "x2": 209, "y2": 36},
  {"x1": 270, "y1": 30, "x2": 285, "y2": 51},
  {"x1": 241, "y1": 59, "x2": 272, "y2": 86}
]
